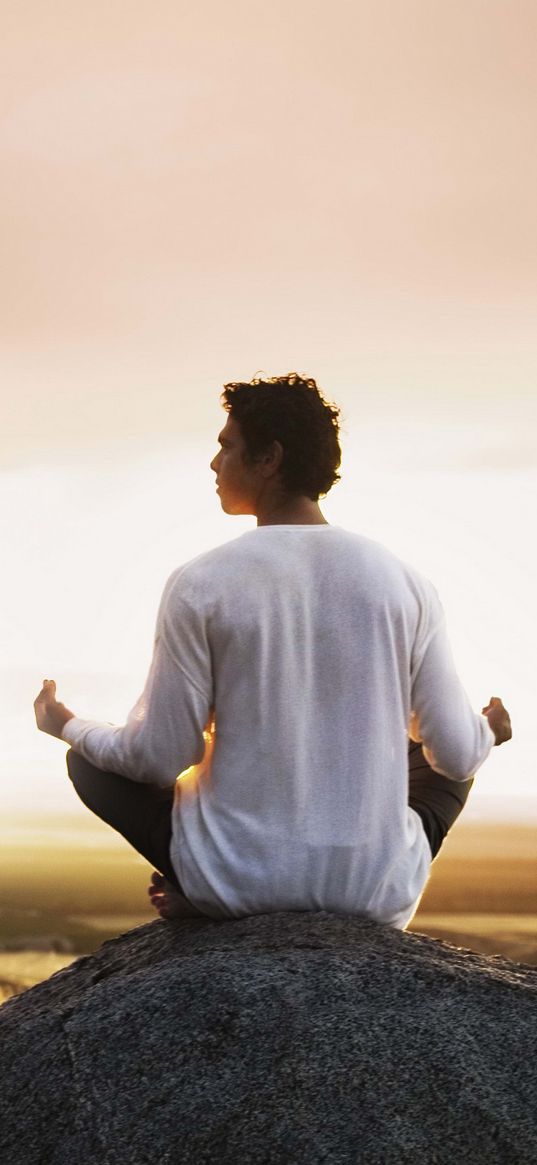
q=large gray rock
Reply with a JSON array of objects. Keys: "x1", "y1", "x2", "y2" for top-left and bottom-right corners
[{"x1": 0, "y1": 912, "x2": 535, "y2": 1164}]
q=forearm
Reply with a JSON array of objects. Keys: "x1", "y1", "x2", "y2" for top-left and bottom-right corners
[
  {"x1": 412, "y1": 626, "x2": 495, "y2": 780},
  {"x1": 61, "y1": 717, "x2": 146, "y2": 779},
  {"x1": 38, "y1": 572, "x2": 213, "y2": 786},
  {"x1": 61, "y1": 637, "x2": 211, "y2": 785},
  {"x1": 61, "y1": 716, "x2": 198, "y2": 786}
]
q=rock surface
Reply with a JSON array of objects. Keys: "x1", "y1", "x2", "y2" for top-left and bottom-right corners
[{"x1": 0, "y1": 912, "x2": 535, "y2": 1164}]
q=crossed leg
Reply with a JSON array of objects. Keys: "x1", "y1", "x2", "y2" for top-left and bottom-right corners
[
  {"x1": 407, "y1": 740, "x2": 474, "y2": 859},
  {"x1": 66, "y1": 742, "x2": 473, "y2": 921},
  {"x1": 66, "y1": 750, "x2": 204, "y2": 918}
]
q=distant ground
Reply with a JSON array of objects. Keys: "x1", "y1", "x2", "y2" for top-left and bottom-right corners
[
  {"x1": 0, "y1": 816, "x2": 535, "y2": 1002},
  {"x1": 408, "y1": 817, "x2": 537, "y2": 963}
]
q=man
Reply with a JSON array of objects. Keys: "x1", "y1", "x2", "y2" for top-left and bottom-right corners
[{"x1": 34, "y1": 373, "x2": 512, "y2": 927}]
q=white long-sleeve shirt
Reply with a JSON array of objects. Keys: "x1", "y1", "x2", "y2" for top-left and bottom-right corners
[{"x1": 62, "y1": 525, "x2": 494, "y2": 926}]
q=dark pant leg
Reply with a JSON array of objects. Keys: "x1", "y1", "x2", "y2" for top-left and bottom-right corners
[
  {"x1": 66, "y1": 749, "x2": 180, "y2": 886},
  {"x1": 408, "y1": 741, "x2": 473, "y2": 859}
]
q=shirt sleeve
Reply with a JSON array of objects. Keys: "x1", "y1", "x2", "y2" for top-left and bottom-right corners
[
  {"x1": 61, "y1": 572, "x2": 213, "y2": 787},
  {"x1": 410, "y1": 601, "x2": 495, "y2": 781}
]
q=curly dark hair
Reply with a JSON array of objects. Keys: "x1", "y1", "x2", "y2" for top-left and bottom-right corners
[{"x1": 221, "y1": 373, "x2": 341, "y2": 501}]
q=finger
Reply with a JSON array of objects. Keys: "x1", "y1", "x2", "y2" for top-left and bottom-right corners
[{"x1": 35, "y1": 679, "x2": 57, "y2": 705}]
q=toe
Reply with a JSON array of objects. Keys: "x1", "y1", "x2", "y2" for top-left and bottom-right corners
[{"x1": 148, "y1": 872, "x2": 167, "y2": 898}]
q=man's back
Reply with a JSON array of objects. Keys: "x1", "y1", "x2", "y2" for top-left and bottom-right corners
[{"x1": 167, "y1": 525, "x2": 491, "y2": 925}]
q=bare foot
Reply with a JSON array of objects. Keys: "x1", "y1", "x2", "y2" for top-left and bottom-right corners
[{"x1": 148, "y1": 871, "x2": 191, "y2": 919}]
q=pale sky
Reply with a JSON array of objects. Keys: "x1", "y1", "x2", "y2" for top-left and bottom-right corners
[{"x1": 1, "y1": 1, "x2": 536, "y2": 820}]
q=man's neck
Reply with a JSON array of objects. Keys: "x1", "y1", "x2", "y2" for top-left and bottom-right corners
[{"x1": 256, "y1": 496, "x2": 328, "y2": 527}]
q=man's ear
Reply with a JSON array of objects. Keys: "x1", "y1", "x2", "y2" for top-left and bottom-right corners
[{"x1": 259, "y1": 440, "x2": 284, "y2": 479}]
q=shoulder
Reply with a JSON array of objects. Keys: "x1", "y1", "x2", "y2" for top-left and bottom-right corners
[
  {"x1": 335, "y1": 527, "x2": 435, "y2": 585},
  {"x1": 159, "y1": 532, "x2": 255, "y2": 609},
  {"x1": 332, "y1": 528, "x2": 443, "y2": 626}
]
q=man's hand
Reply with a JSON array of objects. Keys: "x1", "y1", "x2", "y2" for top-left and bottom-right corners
[
  {"x1": 34, "y1": 679, "x2": 75, "y2": 739},
  {"x1": 482, "y1": 696, "x2": 512, "y2": 746}
]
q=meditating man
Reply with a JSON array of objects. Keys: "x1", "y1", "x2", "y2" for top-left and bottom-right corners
[{"x1": 34, "y1": 373, "x2": 511, "y2": 926}]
